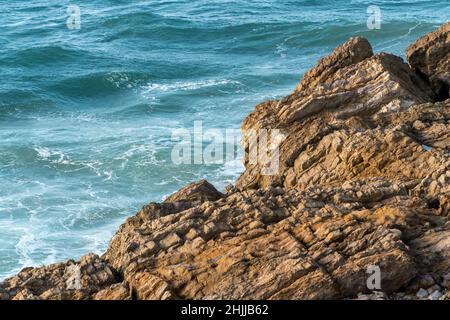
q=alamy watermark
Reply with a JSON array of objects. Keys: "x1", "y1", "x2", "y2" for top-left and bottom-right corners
[
  {"x1": 65, "y1": 264, "x2": 82, "y2": 290},
  {"x1": 366, "y1": 265, "x2": 381, "y2": 290},
  {"x1": 67, "y1": 5, "x2": 81, "y2": 30},
  {"x1": 367, "y1": 5, "x2": 381, "y2": 30},
  {"x1": 171, "y1": 121, "x2": 285, "y2": 176}
]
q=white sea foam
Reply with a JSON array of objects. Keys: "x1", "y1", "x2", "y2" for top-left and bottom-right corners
[
  {"x1": 222, "y1": 158, "x2": 245, "y2": 177},
  {"x1": 142, "y1": 79, "x2": 241, "y2": 95},
  {"x1": 34, "y1": 146, "x2": 52, "y2": 159},
  {"x1": 114, "y1": 143, "x2": 165, "y2": 169},
  {"x1": 42, "y1": 249, "x2": 57, "y2": 265},
  {"x1": 422, "y1": 144, "x2": 432, "y2": 151},
  {"x1": 81, "y1": 226, "x2": 116, "y2": 254},
  {"x1": 106, "y1": 72, "x2": 132, "y2": 89},
  {"x1": 103, "y1": 170, "x2": 114, "y2": 181}
]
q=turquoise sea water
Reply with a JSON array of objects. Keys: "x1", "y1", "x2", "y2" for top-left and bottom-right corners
[{"x1": 0, "y1": 0, "x2": 449, "y2": 279}]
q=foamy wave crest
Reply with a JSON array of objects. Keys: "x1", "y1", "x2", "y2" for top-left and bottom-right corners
[
  {"x1": 34, "y1": 146, "x2": 70, "y2": 164},
  {"x1": 33, "y1": 145, "x2": 114, "y2": 180},
  {"x1": 142, "y1": 79, "x2": 241, "y2": 94}
]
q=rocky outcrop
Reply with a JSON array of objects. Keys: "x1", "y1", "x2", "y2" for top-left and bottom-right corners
[
  {"x1": 294, "y1": 37, "x2": 374, "y2": 94},
  {"x1": 235, "y1": 37, "x2": 441, "y2": 191},
  {"x1": 407, "y1": 22, "x2": 450, "y2": 100},
  {"x1": 0, "y1": 254, "x2": 121, "y2": 300},
  {"x1": 1, "y1": 23, "x2": 449, "y2": 300},
  {"x1": 103, "y1": 180, "x2": 419, "y2": 299}
]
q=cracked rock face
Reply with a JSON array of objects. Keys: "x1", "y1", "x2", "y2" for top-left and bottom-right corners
[
  {"x1": 103, "y1": 182, "x2": 419, "y2": 299},
  {"x1": 1, "y1": 23, "x2": 449, "y2": 300}
]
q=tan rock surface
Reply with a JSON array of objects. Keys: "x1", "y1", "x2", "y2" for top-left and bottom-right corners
[{"x1": 0, "y1": 254, "x2": 118, "y2": 300}]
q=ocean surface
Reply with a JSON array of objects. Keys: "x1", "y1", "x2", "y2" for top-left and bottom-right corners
[{"x1": 0, "y1": 0, "x2": 449, "y2": 280}]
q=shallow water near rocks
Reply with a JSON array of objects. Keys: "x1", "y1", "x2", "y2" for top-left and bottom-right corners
[{"x1": 0, "y1": 0, "x2": 449, "y2": 280}]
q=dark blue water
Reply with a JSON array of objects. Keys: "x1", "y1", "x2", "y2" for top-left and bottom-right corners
[{"x1": 0, "y1": 0, "x2": 448, "y2": 279}]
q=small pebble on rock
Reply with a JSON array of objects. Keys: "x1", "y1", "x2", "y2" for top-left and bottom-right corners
[{"x1": 428, "y1": 290, "x2": 443, "y2": 300}]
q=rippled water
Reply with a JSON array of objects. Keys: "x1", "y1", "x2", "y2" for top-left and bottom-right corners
[{"x1": 0, "y1": 0, "x2": 448, "y2": 279}]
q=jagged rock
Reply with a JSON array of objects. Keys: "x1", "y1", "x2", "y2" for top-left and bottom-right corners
[
  {"x1": 130, "y1": 180, "x2": 224, "y2": 225},
  {"x1": 410, "y1": 223, "x2": 450, "y2": 276},
  {"x1": 237, "y1": 99, "x2": 449, "y2": 192},
  {"x1": 164, "y1": 179, "x2": 224, "y2": 204},
  {"x1": 93, "y1": 282, "x2": 131, "y2": 300},
  {"x1": 280, "y1": 52, "x2": 433, "y2": 123},
  {"x1": 407, "y1": 22, "x2": 450, "y2": 100},
  {"x1": 1, "y1": 22, "x2": 449, "y2": 300},
  {"x1": 1, "y1": 254, "x2": 119, "y2": 300}
]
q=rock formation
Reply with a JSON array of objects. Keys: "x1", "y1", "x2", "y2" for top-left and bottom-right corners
[
  {"x1": 1, "y1": 22, "x2": 449, "y2": 300},
  {"x1": 407, "y1": 22, "x2": 450, "y2": 101}
]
